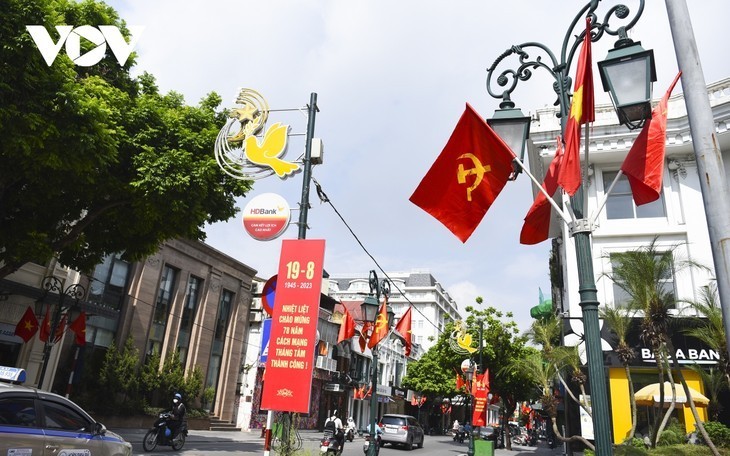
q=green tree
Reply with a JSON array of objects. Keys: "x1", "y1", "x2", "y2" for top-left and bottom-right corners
[
  {"x1": 0, "y1": 0, "x2": 252, "y2": 278},
  {"x1": 684, "y1": 282, "x2": 730, "y2": 387},
  {"x1": 98, "y1": 336, "x2": 141, "y2": 413},
  {"x1": 601, "y1": 305, "x2": 639, "y2": 440},
  {"x1": 140, "y1": 351, "x2": 162, "y2": 404}
]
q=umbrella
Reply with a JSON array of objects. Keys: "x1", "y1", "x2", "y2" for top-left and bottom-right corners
[{"x1": 634, "y1": 382, "x2": 709, "y2": 407}]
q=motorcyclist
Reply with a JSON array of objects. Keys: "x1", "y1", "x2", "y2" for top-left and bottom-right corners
[
  {"x1": 324, "y1": 410, "x2": 345, "y2": 449},
  {"x1": 346, "y1": 416, "x2": 357, "y2": 440},
  {"x1": 167, "y1": 393, "x2": 186, "y2": 439}
]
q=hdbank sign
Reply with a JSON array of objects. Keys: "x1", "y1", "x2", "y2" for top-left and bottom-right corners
[
  {"x1": 242, "y1": 193, "x2": 291, "y2": 241},
  {"x1": 26, "y1": 25, "x2": 143, "y2": 66}
]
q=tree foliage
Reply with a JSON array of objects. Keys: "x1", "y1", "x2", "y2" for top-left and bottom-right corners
[{"x1": 0, "y1": 0, "x2": 252, "y2": 278}]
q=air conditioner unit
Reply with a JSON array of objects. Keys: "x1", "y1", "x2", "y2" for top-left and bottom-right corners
[
  {"x1": 249, "y1": 311, "x2": 263, "y2": 322},
  {"x1": 315, "y1": 356, "x2": 327, "y2": 370}
]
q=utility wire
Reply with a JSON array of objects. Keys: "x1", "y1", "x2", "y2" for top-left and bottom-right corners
[{"x1": 312, "y1": 176, "x2": 446, "y2": 334}]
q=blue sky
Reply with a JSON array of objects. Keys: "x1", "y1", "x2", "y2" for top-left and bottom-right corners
[{"x1": 106, "y1": 0, "x2": 728, "y2": 332}]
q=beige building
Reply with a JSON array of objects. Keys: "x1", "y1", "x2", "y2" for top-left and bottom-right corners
[{"x1": 0, "y1": 238, "x2": 256, "y2": 424}]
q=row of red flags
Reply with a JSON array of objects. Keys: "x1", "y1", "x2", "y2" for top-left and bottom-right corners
[
  {"x1": 337, "y1": 300, "x2": 412, "y2": 357},
  {"x1": 14, "y1": 305, "x2": 86, "y2": 345},
  {"x1": 409, "y1": 16, "x2": 682, "y2": 245}
]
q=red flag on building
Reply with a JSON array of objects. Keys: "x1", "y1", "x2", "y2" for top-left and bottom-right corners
[
  {"x1": 367, "y1": 302, "x2": 389, "y2": 349},
  {"x1": 39, "y1": 307, "x2": 51, "y2": 342},
  {"x1": 68, "y1": 312, "x2": 86, "y2": 346},
  {"x1": 394, "y1": 306, "x2": 412, "y2": 356},
  {"x1": 520, "y1": 138, "x2": 564, "y2": 245},
  {"x1": 54, "y1": 314, "x2": 67, "y2": 343},
  {"x1": 337, "y1": 308, "x2": 356, "y2": 344},
  {"x1": 14, "y1": 306, "x2": 39, "y2": 343},
  {"x1": 409, "y1": 103, "x2": 516, "y2": 242},
  {"x1": 620, "y1": 72, "x2": 682, "y2": 205},
  {"x1": 558, "y1": 17, "x2": 594, "y2": 196}
]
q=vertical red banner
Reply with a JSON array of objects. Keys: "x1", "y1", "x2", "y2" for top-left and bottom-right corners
[
  {"x1": 471, "y1": 372, "x2": 488, "y2": 426},
  {"x1": 261, "y1": 239, "x2": 325, "y2": 413}
]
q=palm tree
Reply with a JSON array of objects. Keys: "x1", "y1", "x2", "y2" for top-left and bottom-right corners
[
  {"x1": 603, "y1": 238, "x2": 716, "y2": 453},
  {"x1": 507, "y1": 352, "x2": 595, "y2": 452},
  {"x1": 600, "y1": 306, "x2": 638, "y2": 441},
  {"x1": 684, "y1": 282, "x2": 730, "y2": 386}
]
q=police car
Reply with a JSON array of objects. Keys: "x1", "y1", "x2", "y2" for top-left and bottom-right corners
[{"x1": 0, "y1": 366, "x2": 132, "y2": 456}]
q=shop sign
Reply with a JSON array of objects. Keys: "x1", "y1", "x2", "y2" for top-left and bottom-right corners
[
  {"x1": 261, "y1": 239, "x2": 325, "y2": 413},
  {"x1": 376, "y1": 384, "x2": 391, "y2": 397},
  {"x1": 640, "y1": 347, "x2": 719, "y2": 365}
]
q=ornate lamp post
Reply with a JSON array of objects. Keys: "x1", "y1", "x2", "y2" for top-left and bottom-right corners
[
  {"x1": 485, "y1": 2, "x2": 655, "y2": 454},
  {"x1": 36, "y1": 276, "x2": 85, "y2": 390},
  {"x1": 461, "y1": 359, "x2": 476, "y2": 456},
  {"x1": 362, "y1": 270, "x2": 394, "y2": 456}
]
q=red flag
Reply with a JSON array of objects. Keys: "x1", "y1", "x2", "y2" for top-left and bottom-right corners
[
  {"x1": 367, "y1": 302, "x2": 389, "y2": 349},
  {"x1": 456, "y1": 373, "x2": 465, "y2": 390},
  {"x1": 358, "y1": 322, "x2": 371, "y2": 352},
  {"x1": 14, "y1": 306, "x2": 39, "y2": 342},
  {"x1": 621, "y1": 72, "x2": 682, "y2": 205},
  {"x1": 54, "y1": 314, "x2": 67, "y2": 343},
  {"x1": 394, "y1": 306, "x2": 412, "y2": 356},
  {"x1": 520, "y1": 137, "x2": 564, "y2": 245},
  {"x1": 337, "y1": 308, "x2": 356, "y2": 344},
  {"x1": 39, "y1": 307, "x2": 51, "y2": 342},
  {"x1": 409, "y1": 103, "x2": 516, "y2": 242},
  {"x1": 69, "y1": 312, "x2": 87, "y2": 346},
  {"x1": 558, "y1": 17, "x2": 594, "y2": 196}
]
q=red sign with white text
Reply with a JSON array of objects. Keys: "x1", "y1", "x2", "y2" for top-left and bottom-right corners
[{"x1": 260, "y1": 239, "x2": 325, "y2": 413}]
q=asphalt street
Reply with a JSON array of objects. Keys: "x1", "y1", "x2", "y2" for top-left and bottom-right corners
[{"x1": 114, "y1": 428, "x2": 570, "y2": 456}]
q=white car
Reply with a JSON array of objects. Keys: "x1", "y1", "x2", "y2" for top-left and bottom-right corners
[{"x1": 0, "y1": 367, "x2": 132, "y2": 456}]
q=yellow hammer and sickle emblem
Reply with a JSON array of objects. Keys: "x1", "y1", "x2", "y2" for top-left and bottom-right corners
[
  {"x1": 374, "y1": 313, "x2": 387, "y2": 331},
  {"x1": 457, "y1": 153, "x2": 491, "y2": 201}
]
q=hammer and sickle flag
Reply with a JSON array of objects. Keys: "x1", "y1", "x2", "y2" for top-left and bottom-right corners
[{"x1": 409, "y1": 103, "x2": 516, "y2": 242}]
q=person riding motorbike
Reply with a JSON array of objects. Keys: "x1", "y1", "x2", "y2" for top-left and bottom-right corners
[
  {"x1": 346, "y1": 416, "x2": 357, "y2": 441},
  {"x1": 167, "y1": 393, "x2": 186, "y2": 439},
  {"x1": 324, "y1": 410, "x2": 345, "y2": 450}
]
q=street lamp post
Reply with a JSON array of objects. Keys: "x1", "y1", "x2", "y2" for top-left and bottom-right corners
[
  {"x1": 361, "y1": 270, "x2": 394, "y2": 456},
  {"x1": 486, "y1": 2, "x2": 655, "y2": 454},
  {"x1": 36, "y1": 276, "x2": 85, "y2": 390},
  {"x1": 461, "y1": 359, "x2": 476, "y2": 456}
]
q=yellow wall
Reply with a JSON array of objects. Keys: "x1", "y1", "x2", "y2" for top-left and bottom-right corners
[{"x1": 609, "y1": 367, "x2": 709, "y2": 443}]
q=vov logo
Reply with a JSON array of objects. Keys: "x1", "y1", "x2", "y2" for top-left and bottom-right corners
[{"x1": 26, "y1": 25, "x2": 143, "y2": 67}]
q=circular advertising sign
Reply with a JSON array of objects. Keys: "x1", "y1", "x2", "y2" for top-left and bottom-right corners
[{"x1": 242, "y1": 193, "x2": 291, "y2": 241}]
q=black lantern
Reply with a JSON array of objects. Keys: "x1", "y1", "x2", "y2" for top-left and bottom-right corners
[
  {"x1": 360, "y1": 294, "x2": 379, "y2": 323},
  {"x1": 598, "y1": 39, "x2": 656, "y2": 128},
  {"x1": 488, "y1": 95, "x2": 531, "y2": 161}
]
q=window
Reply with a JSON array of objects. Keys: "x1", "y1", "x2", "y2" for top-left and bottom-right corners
[
  {"x1": 0, "y1": 397, "x2": 37, "y2": 427},
  {"x1": 610, "y1": 252, "x2": 676, "y2": 309},
  {"x1": 603, "y1": 171, "x2": 666, "y2": 219},
  {"x1": 41, "y1": 400, "x2": 91, "y2": 431},
  {"x1": 148, "y1": 265, "x2": 178, "y2": 356},
  {"x1": 88, "y1": 253, "x2": 130, "y2": 310},
  {"x1": 177, "y1": 275, "x2": 203, "y2": 365},
  {"x1": 206, "y1": 289, "x2": 234, "y2": 395}
]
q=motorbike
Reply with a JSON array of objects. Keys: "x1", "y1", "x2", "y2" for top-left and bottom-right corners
[
  {"x1": 453, "y1": 427, "x2": 466, "y2": 443},
  {"x1": 320, "y1": 429, "x2": 344, "y2": 455},
  {"x1": 346, "y1": 423, "x2": 356, "y2": 442},
  {"x1": 362, "y1": 432, "x2": 382, "y2": 455},
  {"x1": 547, "y1": 433, "x2": 557, "y2": 449},
  {"x1": 142, "y1": 412, "x2": 187, "y2": 452}
]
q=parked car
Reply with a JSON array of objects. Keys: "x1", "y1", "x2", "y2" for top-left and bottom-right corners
[
  {"x1": 0, "y1": 367, "x2": 133, "y2": 456},
  {"x1": 378, "y1": 414, "x2": 425, "y2": 449},
  {"x1": 478, "y1": 425, "x2": 499, "y2": 442}
]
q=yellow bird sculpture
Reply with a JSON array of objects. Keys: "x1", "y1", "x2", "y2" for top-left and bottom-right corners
[
  {"x1": 457, "y1": 332, "x2": 478, "y2": 354},
  {"x1": 244, "y1": 122, "x2": 300, "y2": 177}
]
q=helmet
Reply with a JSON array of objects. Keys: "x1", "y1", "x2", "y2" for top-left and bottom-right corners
[{"x1": 174, "y1": 393, "x2": 182, "y2": 400}]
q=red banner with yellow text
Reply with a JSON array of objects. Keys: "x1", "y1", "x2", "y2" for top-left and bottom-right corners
[
  {"x1": 260, "y1": 239, "x2": 325, "y2": 413},
  {"x1": 471, "y1": 371, "x2": 489, "y2": 426}
]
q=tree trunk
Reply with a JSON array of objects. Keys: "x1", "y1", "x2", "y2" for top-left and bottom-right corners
[
  {"x1": 552, "y1": 416, "x2": 594, "y2": 451},
  {"x1": 670, "y1": 345, "x2": 720, "y2": 456},
  {"x1": 625, "y1": 363, "x2": 638, "y2": 441}
]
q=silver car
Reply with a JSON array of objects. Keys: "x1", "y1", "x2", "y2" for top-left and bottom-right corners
[
  {"x1": 379, "y1": 414, "x2": 425, "y2": 449},
  {"x1": 0, "y1": 374, "x2": 132, "y2": 456}
]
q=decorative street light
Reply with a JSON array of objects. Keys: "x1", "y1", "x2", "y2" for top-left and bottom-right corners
[
  {"x1": 362, "y1": 270, "x2": 393, "y2": 456},
  {"x1": 485, "y1": 2, "x2": 654, "y2": 454},
  {"x1": 460, "y1": 358, "x2": 476, "y2": 456},
  {"x1": 36, "y1": 276, "x2": 85, "y2": 390}
]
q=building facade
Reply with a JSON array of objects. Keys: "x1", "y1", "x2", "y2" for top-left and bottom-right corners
[
  {"x1": 1, "y1": 238, "x2": 257, "y2": 424},
  {"x1": 528, "y1": 78, "x2": 730, "y2": 442}
]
